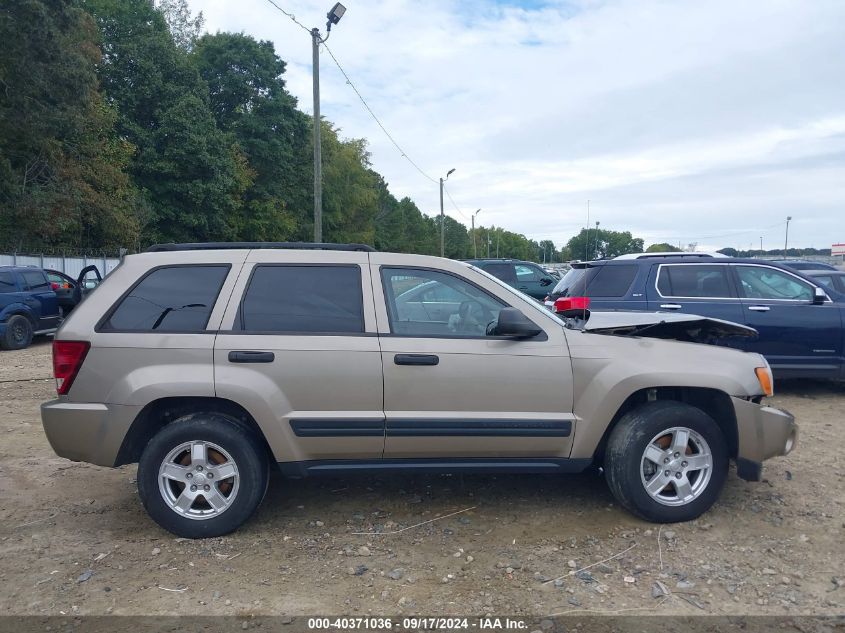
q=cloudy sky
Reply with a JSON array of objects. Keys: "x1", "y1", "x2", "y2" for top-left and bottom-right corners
[{"x1": 188, "y1": 0, "x2": 845, "y2": 251}]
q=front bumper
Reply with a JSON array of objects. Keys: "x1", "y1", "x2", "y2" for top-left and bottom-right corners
[
  {"x1": 41, "y1": 399, "x2": 141, "y2": 467},
  {"x1": 731, "y1": 396, "x2": 797, "y2": 481}
]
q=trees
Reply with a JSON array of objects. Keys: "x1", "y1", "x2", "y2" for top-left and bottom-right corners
[
  {"x1": 566, "y1": 228, "x2": 644, "y2": 261},
  {"x1": 0, "y1": 0, "x2": 138, "y2": 251},
  {"x1": 84, "y1": 0, "x2": 244, "y2": 244},
  {"x1": 646, "y1": 242, "x2": 682, "y2": 252}
]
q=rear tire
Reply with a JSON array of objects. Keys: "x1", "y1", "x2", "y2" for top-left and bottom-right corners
[
  {"x1": 1, "y1": 315, "x2": 33, "y2": 350},
  {"x1": 138, "y1": 413, "x2": 269, "y2": 538},
  {"x1": 604, "y1": 401, "x2": 728, "y2": 523}
]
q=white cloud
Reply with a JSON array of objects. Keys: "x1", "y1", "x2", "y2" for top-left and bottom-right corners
[{"x1": 190, "y1": 0, "x2": 845, "y2": 250}]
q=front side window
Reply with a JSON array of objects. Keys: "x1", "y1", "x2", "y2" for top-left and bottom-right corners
[
  {"x1": 657, "y1": 265, "x2": 733, "y2": 298},
  {"x1": 239, "y1": 265, "x2": 364, "y2": 333},
  {"x1": 0, "y1": 272, "x2": 16, "y2": 293},
  {"x1": 515, "y1": 264, "x2": 543, "y2": 282},
  {"x1": 102, "y1": 265, "x2": 229, "y2": 331},
  {"x1": 383, "y1": 268, "x2": 505, "y2": 337},
  {"x1": 736, "y1": 266, "x2": 814, "y2": 301}
]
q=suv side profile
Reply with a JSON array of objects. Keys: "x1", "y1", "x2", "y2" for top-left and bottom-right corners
[
  {"x1": 464, "y1": 258, "x2": 556, "y2": 300},
  {"x1": 547, "y1": 254, "x2": 845, "y2": 379},
  {"x1": 0, "y1": 266, "x2": 61, "y2": 350},
  {"x1": 42, "y1": 243, "x2": 797, "y2": 538}
]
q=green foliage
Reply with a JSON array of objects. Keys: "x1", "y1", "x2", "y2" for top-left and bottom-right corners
[
  {"x1": 0, "y1": 0, "x2": 138, "y2": 251},
  {"x1": 566, "y1": 228, "x2": 645, "y2": 261},
  {"x1": 1, "y1": 0, "x2": 572, "y2": 259},
  {"x1": 646, "y1": 242, "x2": 682, "y2": 252}
]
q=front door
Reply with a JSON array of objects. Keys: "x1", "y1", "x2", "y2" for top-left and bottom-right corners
[
  {"x1": 372, "y1": 254, "x2": 575, "y2": 459},
  {"x1": 215, "y1": 251, "x2": 385, "y2": 462},
  {"x1": 733, "y1": 264, "x2": 843, "y2": 377}
]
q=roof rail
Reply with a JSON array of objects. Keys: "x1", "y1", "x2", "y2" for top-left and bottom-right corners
[
  {"x1": 145, "y1": 242, "x2": 376, "y2": 253},
  {"x1": 613, "y1": 252, "x2": 727, "y2": 260}
]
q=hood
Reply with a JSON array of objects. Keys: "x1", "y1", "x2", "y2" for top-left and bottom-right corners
[{"x1": 578, "y1": 311, "x2": 757, "y2": 344}]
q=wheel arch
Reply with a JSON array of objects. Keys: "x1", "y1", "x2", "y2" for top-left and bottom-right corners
[
  {"x1": 591, "y1": 387, "x2": 738, "y2": 465},
  {"x1": 115, "y1": 396, "x2": 275, "y2": 467}
]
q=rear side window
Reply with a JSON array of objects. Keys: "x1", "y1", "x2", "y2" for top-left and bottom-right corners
[
  {"x1": 102, "y1": 265, "x2": 229, "y2": 332},
  {"x1": 551, "y1": 265, "x2": 637, "y2": 298},
  {"x1": 21, "y1": 270, "x2": 50, "y2": 291},
  {"x1": 0, "y1": 272, "x2": 16, "y2": 293},
  {"x1": 238, "y1": 265, "x2": 364, "y2": 333},
  {"x1": 657, "y1": 265, "x2": 733, "y2": 298},
  {"x1": 482, "y1": 263, "x2": 518, "y2": 285}
]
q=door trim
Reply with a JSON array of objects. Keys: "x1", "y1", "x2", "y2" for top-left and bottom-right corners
[
  {"x1": 289, "y1": 418, "x2": 385, "y2": 437},
  {"x1": 385, "y1": 418, "x2": 573, "y2": 437}
]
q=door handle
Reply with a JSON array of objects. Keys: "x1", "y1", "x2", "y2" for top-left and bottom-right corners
[
  {"x1": 659, "y1": 304, "x2": 682, "y2": 310},
  {"x1": 518, "y1": 286, "x2": 528, "y2": 290},
  {"x1": 748, "y1": 305, "x2": 770, "y2": 312},
  {"x1": 394, "y1": 354, "x2": 439, "y2": 366},
  {"x1": 228, "y1": 351, "x2": 275, "y2": 363}
]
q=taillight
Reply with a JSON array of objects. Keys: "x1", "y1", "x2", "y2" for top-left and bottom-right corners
[
  {"x1": 52, "y1": 340, "x2": 90, "y2": 395},
  {"x1": 553, "y1": 296, "x2": 590, "y2": 313}
]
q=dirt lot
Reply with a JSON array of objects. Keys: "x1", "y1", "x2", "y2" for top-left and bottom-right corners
[{"x1": 0, "y1": 341, "x2": 843, "y2": 618}]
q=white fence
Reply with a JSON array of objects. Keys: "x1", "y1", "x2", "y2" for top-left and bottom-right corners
[{"x1": 0, "y1": 253, "x2": 122, "y2": 278}]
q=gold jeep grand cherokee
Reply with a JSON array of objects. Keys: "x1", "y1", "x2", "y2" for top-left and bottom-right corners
[{"x1": 42, "y1": 243, "x2": 797, "y2": 538}]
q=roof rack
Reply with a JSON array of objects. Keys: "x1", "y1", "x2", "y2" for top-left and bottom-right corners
[{"x1": 145, "y1": 242, "x2": 376, "y2": 253}]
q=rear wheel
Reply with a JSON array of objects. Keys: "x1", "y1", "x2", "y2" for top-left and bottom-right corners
[
  {"x1": 604, "y1": 401, "x2": 728, "y2": 523},
  {"x1": 1, "y1": 315, "x2": 33, "y2": 350},
  {"x1": 138, "y1": 413, "x2": 269, "y2": 538}
]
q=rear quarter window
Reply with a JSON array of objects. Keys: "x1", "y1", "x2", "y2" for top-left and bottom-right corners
[
  {"x1": 101, "y1": 265, "x2": 230, "y2": 332},
  {"x1": 0, "y1": 271, "x2": 17, "y2": 293},
  {"x1": 551, "y1": 265, "x2": 637, "y2": 298}
]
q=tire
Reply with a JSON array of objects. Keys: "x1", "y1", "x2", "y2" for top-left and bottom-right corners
[
  {"x1": 604, "y1": 401, "x2": 728, "y2": 523},
  {"x1": 1, "y1": 314, "x2": 33, "y2": 350},
  {"x1": 138, "y1": 413, "x2": 269, "y2": 538}
]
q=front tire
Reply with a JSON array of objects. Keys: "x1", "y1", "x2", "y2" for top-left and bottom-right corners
[
  {"x1": 604, "y1": 401, "x2": 728, "y2": 523},
  {"x1": 138, "y1": 413, "x2": 269, "y2": 538}
]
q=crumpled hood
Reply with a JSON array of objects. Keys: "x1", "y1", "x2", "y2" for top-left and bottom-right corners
[{"x1": 579, "y1": 311, "x2": 757, "y2": 344}]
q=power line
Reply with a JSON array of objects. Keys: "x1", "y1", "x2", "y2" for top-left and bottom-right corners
[
  {"x1": 646, "y1": 221, "x2": 788, "y2": 243},
  {"x1": 262, "y1": 0, "x2": 312, "y2": 34},
  {"x1": 442, "y1": 185, "x2": 469, "y2": 220},
  {"x1": 320, "y1": 41, "x2": 439, "y2": 185}
]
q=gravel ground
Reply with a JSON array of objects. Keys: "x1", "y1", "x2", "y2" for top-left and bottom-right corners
[{"x1": 0, "y1": 340, "x2": 843, "y2": 617}]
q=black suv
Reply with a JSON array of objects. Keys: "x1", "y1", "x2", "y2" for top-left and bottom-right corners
[
  {"x1": 464, "y1": 258, "x2": 556, "y2": 300},
  {"x1": 546, "y1": 253, "x2": 845, "y2": 379}
]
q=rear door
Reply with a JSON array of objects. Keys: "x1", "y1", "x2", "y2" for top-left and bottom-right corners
[
  {"x1": 733, "y1": 264, "x2": 843, "y2": 376},
  {"x1": 215, "y1": 250, "x2": 385, "y2": 462},
  {"x1": 648, "y1": 263, "x2": 745, "y2": 320},
  {"x1": 19, "y1": 269, "x2": 59, "y2": 330},
  {"x1": 372, "y1": 254, "x2": 575, "y2": 460}
]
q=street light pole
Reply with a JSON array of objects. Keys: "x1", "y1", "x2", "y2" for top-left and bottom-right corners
[
  {"x1": 311, "y1": 3, "x2": 347, "y2": 243},
  {"x1": 439, "y1": 168, "x2": 455, "y2": 257},
  {"x1": 471, "y1": 209, "x2": 481, "y2": 258},
  {"x1": 784, "y1": 216, "x2": 792, "y2": 253}
]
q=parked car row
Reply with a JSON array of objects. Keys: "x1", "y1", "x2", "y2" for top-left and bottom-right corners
[
  {"x1": 0, "y1": 265, "x2": 102, "y2": 350},
  {"x1": 543, "y1": 253, "x2": 844, "y2": 379}
]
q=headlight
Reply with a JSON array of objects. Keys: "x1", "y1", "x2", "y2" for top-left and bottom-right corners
[{"x1": 755, "y1": 366, "x2": 774, "y2": 397}]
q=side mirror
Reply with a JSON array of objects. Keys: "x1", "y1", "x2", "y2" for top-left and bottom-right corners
[
  {"x1": 812, "y1": 287, "x2": 827, "y2": 305},
  {"x1": 494, "y1": 307, "x2": 542, "y2": 338}
]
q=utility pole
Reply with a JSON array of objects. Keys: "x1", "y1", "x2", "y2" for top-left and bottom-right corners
[
  {"x1": 784, "y1": 216, "x2": 792, "y2": 253},
  {"x1": 496, "y1": 229, "x2": 500, "y2": 258},
  {"x1": 760, "y1": 236, "x2": 763, "y2": 256},
  {"x1": 487, "y1": 228, "x2": 492, "y2": 258},
  {"x1": 439, "y1": 168, "x2": 455, "y2": 257},
  {"x1": 471, "y1": 209, "x2": 481, "y2": 258},
  {"x1": 310, "y1": 3, "x2": 347, "y2": 243},
  {"x1": 311, "y1": 28, "x2": 322, "y2": 243}
]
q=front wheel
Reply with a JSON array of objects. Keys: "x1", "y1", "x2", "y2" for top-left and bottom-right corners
[
  {"x1": 138, "y1": 413, "x2": 269, "y2": 538},
  {"x1": 604, "y1": 401, "x2": 728, "y2": 523}
]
